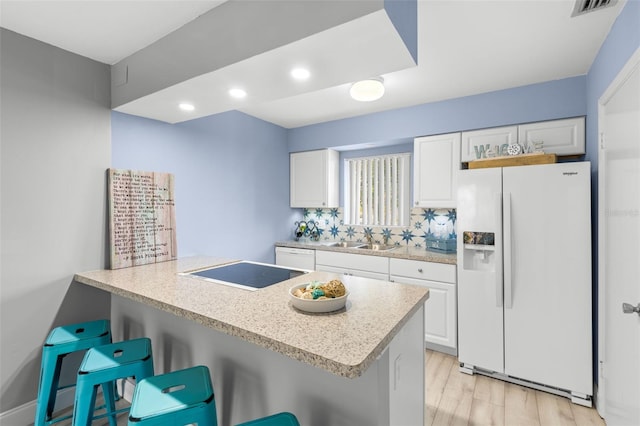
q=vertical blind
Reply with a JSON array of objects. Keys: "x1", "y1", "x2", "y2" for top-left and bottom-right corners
[{"x1": 346, "y1": 154, "x2": 410, "y2": 226}]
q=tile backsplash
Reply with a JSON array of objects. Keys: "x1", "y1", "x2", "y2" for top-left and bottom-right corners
[{"x1": 294, "y1": 207, "x2": 457, "y2": 251}]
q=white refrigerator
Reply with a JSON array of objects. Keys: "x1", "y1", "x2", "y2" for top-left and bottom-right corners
[{"x1": 456, "y1": 161, "x2": 593, "y2": 405}]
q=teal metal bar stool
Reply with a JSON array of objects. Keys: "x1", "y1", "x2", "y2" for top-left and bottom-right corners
[
  {"x1": 128, "y1": 365, "x2": 300, "y2": 426},
  {"x1": 72, "y1": 337, "x2": 154, "y2": 426},
  {"x1": 236, "y1": 412, "x2": 300, "y2": 426},
  {"x1": 35, "y1": 319, "x2": 112, "y2": 426},
  {"x1": 127, "y1": 365, "x2": 216, "y2": 425}
]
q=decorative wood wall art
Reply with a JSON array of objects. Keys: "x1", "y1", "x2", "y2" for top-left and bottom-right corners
[{"x1": 108, "y1": 169, "x2": 177, "y2": 269}]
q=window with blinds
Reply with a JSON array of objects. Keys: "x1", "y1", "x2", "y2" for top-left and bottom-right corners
[{"x1": 345, "y1": 154, "x2": 411, "y2": 226}]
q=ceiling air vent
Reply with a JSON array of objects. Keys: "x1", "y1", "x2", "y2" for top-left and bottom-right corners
[{"x1": 571, "y1": 0, "x2": 618, "y2": 17}]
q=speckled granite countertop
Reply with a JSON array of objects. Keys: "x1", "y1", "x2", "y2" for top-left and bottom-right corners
[
  {"x1": 275, "y1": 240, "x2": 457, "y2": 265},
  {"x1": 74, "y1": 256, "x2": 429, "y2": 379}
]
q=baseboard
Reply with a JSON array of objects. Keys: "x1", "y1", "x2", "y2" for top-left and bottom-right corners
[
  {"x1": 425, "y1": 341, "x2": 457, "y2": 356},
  {"x1": 0, "y1": 387, "x2": 74, "y2": 425},
  {"x1": 0, "y1": 381, "x2": 134, "y2": 425}
]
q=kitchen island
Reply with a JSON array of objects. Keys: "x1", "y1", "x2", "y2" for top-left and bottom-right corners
[{"x1": 74, "y1": 256, "x2": 429, "y2": 425}]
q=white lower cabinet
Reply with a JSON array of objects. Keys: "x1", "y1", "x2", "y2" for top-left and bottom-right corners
[
  {"x1": 315, "y1": 251, "x2": 389, "y2": 281},
  {"x1": 390, "y1": 258, "x2": 457, "y2": 355}
]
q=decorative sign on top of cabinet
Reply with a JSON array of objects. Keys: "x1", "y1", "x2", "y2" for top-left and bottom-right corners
[
  {"x1": 413, "y1": 133, "x2": 461, "y2": 208},
  {"x1": 460, "y1": 117, "x2": 585, "y2": 162},
  {"x1": 290, "y1": 149, "x2": 339, "y2": 208}
]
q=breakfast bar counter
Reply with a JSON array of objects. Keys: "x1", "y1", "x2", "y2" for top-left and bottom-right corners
[{"x1": 74, "y1": 256, "x2": 429, "y2": 425}]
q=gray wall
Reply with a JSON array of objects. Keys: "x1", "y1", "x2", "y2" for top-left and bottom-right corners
[{"x1": 0, "y1": 29, "x2": 112, "y2": 413}]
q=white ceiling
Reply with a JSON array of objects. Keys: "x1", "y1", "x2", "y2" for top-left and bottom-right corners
[{"x1": 0, "y1": 0, "x2": 626, "y2": 129}]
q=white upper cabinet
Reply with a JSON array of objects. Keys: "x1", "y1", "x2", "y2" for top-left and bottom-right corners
[
  {"x1": 413, "y1": 133, "x2": 461, "y2": 208},
  {"x1": 290, "y1": 149, "x2": 339, "y2": 208},
  {"x1": 461, "y1": 126, "x2": 518, "y2": 162},
  {"x1": 518, "y1": 117, "x2": 585, "y2": 156},
  {"x1": 460, "y1": 117, "x2": 586, "y2": 162}
]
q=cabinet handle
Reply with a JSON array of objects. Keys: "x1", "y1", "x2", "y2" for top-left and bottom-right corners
[{"x1": 417, "y1": 268, "x2": 423, "y2": 273}]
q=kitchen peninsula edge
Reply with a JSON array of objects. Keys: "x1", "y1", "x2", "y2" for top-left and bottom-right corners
[{"x1": 74, "y1": 256, "x2": 429, "y2": 424}]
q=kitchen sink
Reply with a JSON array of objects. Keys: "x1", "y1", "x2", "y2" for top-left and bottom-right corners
[
  {"x1": 355, "y1": 244, "x2": 397, "y2": 251},
  {"x1": 327, "y1": 241, "x2": 367, "y2": 248}
]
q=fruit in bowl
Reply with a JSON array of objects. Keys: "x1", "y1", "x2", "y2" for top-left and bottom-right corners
[{"x1": 289, "y1": 280, "x2": 349, "y2": 313}]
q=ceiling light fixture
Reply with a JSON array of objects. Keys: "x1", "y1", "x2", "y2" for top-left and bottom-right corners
[
  {"x1": 229, "y1": 88, "x2": 247, "y2": 99},
  {"x1": 291, "y1": 67, "x2": 310, "y2": 80},
  {"x1": 350, "y1": 77, "x2": 385, "y2": 102},
  {"x1": 178, "y1": 103, "x2": 195, "y2": 111}
]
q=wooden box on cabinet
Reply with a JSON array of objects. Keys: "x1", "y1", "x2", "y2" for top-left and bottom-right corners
[
  {"x1": 413, "y1": 133, "x2": 461, "y2": 208},
  {"x1": 290, "y1": 149, "x2": 339, "y2": 208}
]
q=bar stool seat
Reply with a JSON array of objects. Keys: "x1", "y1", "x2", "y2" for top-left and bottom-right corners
[
  {"x1": 35, "y1": 319, "x2": 112, "y2": 426},
  {"x1": 128, "y1": 365, "x2": 300, "y2": 426},
  {"x1": 235, "y1": 412, "x2": 300, "y2": 426},
  {"x1": 128, "y1": 365, "x2": 216, "y2": 425},
  {"x1": 73, "y1": 337, "x2": 154, "y2": 426}
]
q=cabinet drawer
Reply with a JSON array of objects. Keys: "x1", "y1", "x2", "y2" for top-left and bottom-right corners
[
  {"x1": 316, "y1": 251, "x2": 389, "y2": 274},
  {"x1": 389, "y1": 258, "x2": 456, "y2": 283}
]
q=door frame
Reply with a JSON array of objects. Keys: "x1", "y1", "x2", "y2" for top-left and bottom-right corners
[{"x1": 596, "y1": 45, "x2": 640, "y2": 417}]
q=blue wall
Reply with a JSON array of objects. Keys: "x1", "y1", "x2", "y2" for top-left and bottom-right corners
[
  {"x1": 112, "y1": 110, "x2": 295, "y2": 263},
  {"x1": 586, "y1": 0, "x2": 640, "y2": 169},
  {"x1": 288, "y1": 76, "x2": 587, "y2": 152}
]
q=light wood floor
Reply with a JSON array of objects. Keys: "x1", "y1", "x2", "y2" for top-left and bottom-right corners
[
  {"x1": 426, "y1": 350, "x2": 606, "y2": 426},
  {"x1": 48, "y1": 349, "x2": 606, "y2": 426}
]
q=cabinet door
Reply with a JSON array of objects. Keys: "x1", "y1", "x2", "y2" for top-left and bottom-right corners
[
  {"x1": 349, "y1": 269, "x2": 389, "y2": 281},
  {"x1": 461, "y1": 126, "x2": 518, "y2": 162},
  {"x1": 315, "y1": 250, "x2": 389, "y2": 274},
  {"x1": 290, "y1": 150, "x2": 339, "y2": 208},
  {"x1": 315, "y1": 264, "x2": 388, "y2": 281},
  {"x1": 390, "y1": 275, "x2": 457, "y2": 351},
  {"x1": 413, "y1": 133, "x2": 461, "y2": 208},
  {"x1": 315, "y1": 264, "x2": 348, "y2": 276},
  {"x1": 518, "y1": 117, "x2": 585, "y2": 156}
]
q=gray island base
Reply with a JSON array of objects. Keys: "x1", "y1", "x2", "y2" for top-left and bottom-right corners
[{"x1": 74, "y1": 257, "x2": 429, "y2": 425}]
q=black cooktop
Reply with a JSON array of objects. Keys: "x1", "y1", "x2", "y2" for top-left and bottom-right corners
[{"x1": 189, "y1": 261, "x2": 307, "y2": 290}]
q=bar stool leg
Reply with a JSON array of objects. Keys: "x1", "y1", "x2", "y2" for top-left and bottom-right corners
[
  {"x1": 71, "y1": 377, "x2": 98, "y2": 426},
  {"x1": 102, "y1": 381, "x2": 118, "y2": 426}
]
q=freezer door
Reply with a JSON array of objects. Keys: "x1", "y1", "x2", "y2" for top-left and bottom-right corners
[
  {"x1": 502, "y1": 162, "x2": 592, "y2": 395},
  {"x1": 456, "y1": 168, "x2": 505, "y2": 373}
]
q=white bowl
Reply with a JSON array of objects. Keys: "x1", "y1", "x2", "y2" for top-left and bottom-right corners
[{"x1": 289, "y1": 283, "x2": 349, "y2": 313}]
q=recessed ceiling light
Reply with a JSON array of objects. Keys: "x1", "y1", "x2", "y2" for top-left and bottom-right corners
[
  {"x1": 350, "y1": 77, "x2": 385, "y2": 102},
  {"x1": 291, "y1": 67, "x2": 310, "y2": 80},
  {"x1": 178, "y1": 103, "x2": 195, "y2": 111},
  {"x1": 229, "y1": 88, "x2": 247, "y2": 99}
]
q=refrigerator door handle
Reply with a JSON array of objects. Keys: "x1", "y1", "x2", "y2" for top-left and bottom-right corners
[
  {"x1": 495, "y1": 192, "x2": 503, "y2": 308},
  {"x1": 504, "y1": 192, "x2": 513, "y2": 309}
]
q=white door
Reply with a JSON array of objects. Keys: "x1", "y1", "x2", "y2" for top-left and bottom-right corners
[{"x1": 598, "y1": 47, "x2": 640, "y2": 424}]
